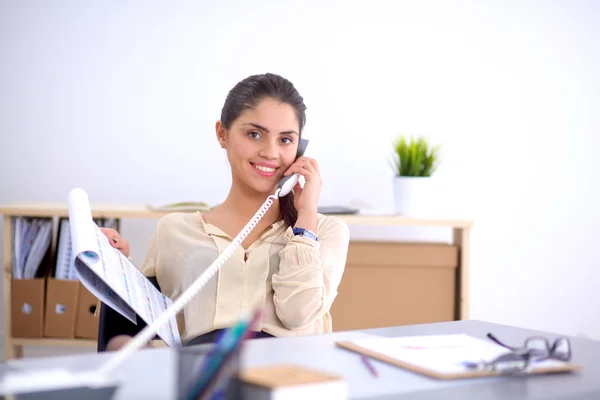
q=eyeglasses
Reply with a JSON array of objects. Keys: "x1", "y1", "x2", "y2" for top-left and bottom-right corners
[
  {"x1": 487, "y1": 333, "x2": 572, "y2": 362},
  {"x1": 462, "y1": 333, "x2": 572, "y2": 374}
]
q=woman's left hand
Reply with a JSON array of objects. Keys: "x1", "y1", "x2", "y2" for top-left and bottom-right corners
[
  {"x1": 283, "y1": 156, "x2": 322, "y2": 212},
  {"x1": 100, "y1": 227, "x2": 130, "y2": 258}
]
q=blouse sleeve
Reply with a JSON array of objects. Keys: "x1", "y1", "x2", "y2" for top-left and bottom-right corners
[{"x1": 271, "y1": 216, "x2": 350, "y2": 330}]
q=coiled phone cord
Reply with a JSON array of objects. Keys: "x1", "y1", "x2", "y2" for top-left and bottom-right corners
[{"x1": 96, "y1": 189, "x2": 282, "y2": 377}]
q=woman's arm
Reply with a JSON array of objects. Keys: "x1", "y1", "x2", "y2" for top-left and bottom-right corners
[{"x1": 271, "y1": 215, "x2": 350, "y2": 330}]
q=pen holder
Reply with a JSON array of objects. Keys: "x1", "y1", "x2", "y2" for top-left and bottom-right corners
[{"x1": 177, "y1": 343, "x2": 242, "y2": 400}]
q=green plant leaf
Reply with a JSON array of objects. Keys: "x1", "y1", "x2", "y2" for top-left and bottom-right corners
[{"x1": 391, "y1": 135, "x2": 440, "y2": 177}]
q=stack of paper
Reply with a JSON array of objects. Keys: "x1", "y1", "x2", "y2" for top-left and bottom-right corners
[{"x1": 12, "y1": 217, "x2": 52, "y2": 279}]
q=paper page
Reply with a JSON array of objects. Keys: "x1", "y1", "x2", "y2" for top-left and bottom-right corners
[
  {"x1": 22, "y1": 219, "x2": 52, "y2": 279},
  {"x1": 67, "y1": 190, "x2": 99, "y2": 267},
  {"x1": 12, "y1": 218, "x2": 22, "y2": 279},
  {"x1": 74, "y1": 255, "x2": 136, "y2": 323},
  {"x1": 348, "y1": 334, "x2": 569, "y2": 375},
  {"x1": 20, "y1": 219, "x2": 38, "y2": 270},
  {"x1": 67, "y1": 188, "x2": 181, "y2": 347},
  {"x1": 55, "y1": 219, "x2": 74, "y2": 280},
  {"x1": 60, "y1": 217, "x2": 105, "y2": 281}
]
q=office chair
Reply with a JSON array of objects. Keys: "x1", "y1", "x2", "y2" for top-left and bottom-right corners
[{"x1": 96, "y1": 276, "x2": 161, "y2": 352}]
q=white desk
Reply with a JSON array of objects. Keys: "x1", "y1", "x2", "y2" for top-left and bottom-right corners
[{"x1": 4, "y1": 320, "x2": 599, "y2": 399}]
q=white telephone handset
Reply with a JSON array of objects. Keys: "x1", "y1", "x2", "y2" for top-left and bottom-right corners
[{"x1": 277, "y1": 138, "x2": 309, "y2": 197}]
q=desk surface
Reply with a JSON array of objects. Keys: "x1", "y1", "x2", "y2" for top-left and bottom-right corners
[{"x1": 5, "y1": 320, "x2": 599, "y2": 399}]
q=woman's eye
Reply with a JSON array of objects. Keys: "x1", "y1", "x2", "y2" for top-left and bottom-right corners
[
  {"x1": 248, "y1": 131, "x2": 261, "y2": 139},
  {"x1": 281, "y1": 137, "x2": 293, "y2": 144}
]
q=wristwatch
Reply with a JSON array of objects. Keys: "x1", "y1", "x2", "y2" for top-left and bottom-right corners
[{"x1": 292, "y1": 227, "x2": 318, "y2": 241}]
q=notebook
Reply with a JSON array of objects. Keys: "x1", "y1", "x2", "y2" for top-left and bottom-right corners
[
  {"x1": 336, "y1": 334, "x2": 581, "y2": 380},
  {"x1": 237, "y1": 364, "x2": 348, "y2": 400}
]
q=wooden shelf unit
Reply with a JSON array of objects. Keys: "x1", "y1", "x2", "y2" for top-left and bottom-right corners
[{"x1": 0, "y1": 202, "x2": 472, "y2": 360}]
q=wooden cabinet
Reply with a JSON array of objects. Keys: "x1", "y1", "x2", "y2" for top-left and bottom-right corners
[{"x1": 331, "y1": 242, "x2": 458, "y2": 331}]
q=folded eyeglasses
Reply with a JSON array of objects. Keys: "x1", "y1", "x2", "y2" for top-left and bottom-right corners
[{"x1": 463, "y1": 333, "x2": 572, "y2": 374}]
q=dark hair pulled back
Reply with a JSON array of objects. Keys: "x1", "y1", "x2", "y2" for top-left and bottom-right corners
[{"x1": 220, "y1": 73, "x2": 307, "y2": 228}]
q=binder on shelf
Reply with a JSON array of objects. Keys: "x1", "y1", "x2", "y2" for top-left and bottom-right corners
[
  {"x1": 10, "y1": 216, "x2": 53, "y2": 339},
  {"x1": 43, "y1": 278, "x2": 80, "y2": 338},
  {"x1": 75, "y1": 284, "x2": 100, "y2": 340},
  {"x1": 44, "y1": 217, "x2": 79, "y2": 339},
  {"x1": 44, "y1": 217, "x2": 118, "y2": 339}
]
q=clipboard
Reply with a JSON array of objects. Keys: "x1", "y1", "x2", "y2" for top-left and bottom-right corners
[{"x1": 336, "y1": 334, "x2": 581, "y2": 380}]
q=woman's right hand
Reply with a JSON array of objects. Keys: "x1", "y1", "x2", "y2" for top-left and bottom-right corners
[
  {"x1": 106, "y1": 335, "x2": 155, "y2": 351},
  {"x1": 106, "y1": 335, "x2": 134, "y2": 351},
  {"x1": 100, "y1": 228, "x2": 130, "y2": 257}
]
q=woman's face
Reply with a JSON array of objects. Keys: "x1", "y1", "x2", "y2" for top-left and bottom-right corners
[{"x1": 217, "y1": 97, "x2": 300, "y2": 195}]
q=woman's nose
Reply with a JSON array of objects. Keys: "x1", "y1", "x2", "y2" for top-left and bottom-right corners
[{"x1": 259, "y1": 141, "x2": 278, "y2": 159}]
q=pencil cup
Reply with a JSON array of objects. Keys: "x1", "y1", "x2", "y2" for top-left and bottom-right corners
[{"x1": 177, "y1": 344, "x2": 242, "y2": 400}]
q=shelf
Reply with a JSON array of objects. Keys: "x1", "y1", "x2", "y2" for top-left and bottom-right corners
[
  {"x1": 0, "y1": 202, "x2": 167, "y2": 219},
  {"x1": 337, "y1": 214, "x2": 473, "y2": 229},
  {"x1": 1, "y1": 202, "x2": 472, "y2": 360},
  {"x1": 0, "y1": 202, "x2": 473, "y2": 228},
  {"x1": 11, "y1": 338, "x2": 97, "y2": 348}
]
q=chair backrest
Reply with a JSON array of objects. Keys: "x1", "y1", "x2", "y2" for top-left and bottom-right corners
[{"x1": 97, "y1": 276, "x2": 161, "y2": 352}]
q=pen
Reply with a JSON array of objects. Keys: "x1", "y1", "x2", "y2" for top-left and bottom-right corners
[{"x1": 361, "y1": 354, "x2": 379, "y2": 378}]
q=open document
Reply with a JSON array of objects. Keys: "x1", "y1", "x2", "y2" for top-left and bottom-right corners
[{"x1": 67, "y1": 188, "x2": 181, "y2": 347}]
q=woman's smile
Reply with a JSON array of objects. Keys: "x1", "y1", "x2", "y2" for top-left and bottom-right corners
[{"x1": 250, "y1": 162, "x2": 279, "y2": 177}]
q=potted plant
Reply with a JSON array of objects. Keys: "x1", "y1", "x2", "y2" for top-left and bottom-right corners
[{"x1": 390, "y1": 135, "x2": 440, "y2": 215}]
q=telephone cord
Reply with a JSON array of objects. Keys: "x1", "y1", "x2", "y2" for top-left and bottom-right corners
[{"x1": 96, "y1": 188, "x2": 281, "y2": 377}]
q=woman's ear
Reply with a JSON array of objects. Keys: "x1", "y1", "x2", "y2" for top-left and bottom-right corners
[{"x1": 215, "y1": 121, "x2": 227, "y2": 149}]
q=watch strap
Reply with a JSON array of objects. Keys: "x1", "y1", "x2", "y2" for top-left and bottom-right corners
[{"x1": 292, "y1": 227, "x2": 318, "y2": 241}]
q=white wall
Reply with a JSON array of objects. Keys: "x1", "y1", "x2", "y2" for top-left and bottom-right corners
[{"x1": 1, "y1": 0, "x2": 599, "y2": 352}]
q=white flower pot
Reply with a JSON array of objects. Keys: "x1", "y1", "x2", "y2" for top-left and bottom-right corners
[{"x1": 392, "y1": 176, "x2": 432, "y2": 216}]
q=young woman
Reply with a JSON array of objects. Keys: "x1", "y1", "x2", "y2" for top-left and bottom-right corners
[{"x1": 101, "y1": 73, "x2": 350, "y2": 350}]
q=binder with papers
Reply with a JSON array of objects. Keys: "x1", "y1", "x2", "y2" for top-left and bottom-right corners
[
  {"x1": 67, "y1": 188, "x2": 181, "y2": 347},
  {"x1": 11, "y1": 216, "x2": 53, "y2": 280},
  {"x1": 11, "y1": 216, "x2": 53, "y2": 338}
]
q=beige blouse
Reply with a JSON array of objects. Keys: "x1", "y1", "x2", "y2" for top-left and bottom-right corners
[{"x1": 137, "y1": 211, "x2": 350, "y2": 342}]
